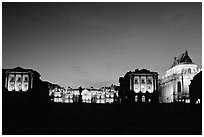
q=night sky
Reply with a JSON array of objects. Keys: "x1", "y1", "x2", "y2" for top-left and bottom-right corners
[{"x1": 3, "y1": 2, "x2": 202, "y2": 88}]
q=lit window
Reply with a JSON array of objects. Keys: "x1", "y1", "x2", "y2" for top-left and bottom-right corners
[
  {"x1": 24, "y1": 77, "x2": 28, "y2": 82},
  {"x1": 97, "y1": 99, "x2": 100, "y2": 103},
  {"x1": 58, "y1": 98, "x2": 62, "y2": 102},
  {"x1": 54, "y1": 98, "x2": 58, "y2": 102},
  {"x1": 196, "y1": 99, "x2": 201, "y2": 104},
  {"x1": 58, "y1": 93, "x2": 61, "y2": 97},
  {"x1": 147, "y1": 79, "x2": 152, "y2": 84},
  {"x1": 134, "y1": 79, "x2": 138, "y2": 84},
  {"x1": 148, "y1": 99, "x2": 151, "y2": 102},
  {"x1": 101, "y1": 100, "x2": 105, "y2": 104},
  {"x1": 17, "y1": 77, "x2": 22, "y2": 82},
  {"x1": 142, "y1": 96, "x2": 145, "y2": 102},
  {"x1": 54, "y1": 93, "x2": 58, "y2": 97},
  {"x1": 70, "y1": 99, "x2": 73, "y2": 103},
  {"x1": 186, "y1": 99, "x2": 190, "y2": 103},
  {"x1": 188, "y1": 68, "x2": 191, "y2": 74},
  {"x1": 135, "y1": 96, "x2": 138, "y2": 102}
]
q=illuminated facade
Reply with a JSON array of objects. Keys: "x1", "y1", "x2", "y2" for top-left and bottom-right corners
[
  {"x1": 82, "y1": 88, "x2": 92, "y2": 103},
  {"x1": 105, "y1": 85, "x2": 115, "y2": 104},
  {"x1": 3, "y1": 67, "x2": 40, "y2": 92},
  {"x1": 50, "y1": 86, "x2": 80, "y2": 103},
  {"x1": 119, "y1": 69, "x2": 159, "y2": 103},
  {"x1": 50, "y1": 86, "x2": 118, "y2": 104},
  {"x1": 160, "y1": 51, "x2": 201, "y2": 103}
]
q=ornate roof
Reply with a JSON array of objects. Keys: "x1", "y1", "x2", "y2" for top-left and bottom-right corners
[
  {"x1": 8, "y1": 66, "x2": 30, "y2": 73},
  {"x1": 124, "y1": 69, "x2": 158, "y2": 77},
  {"x1": 5, "y1": 66, "x2": 41, "y2": 76},
  {"x1": 170, "y1": 50, "x2": 194, "y2": 68}
]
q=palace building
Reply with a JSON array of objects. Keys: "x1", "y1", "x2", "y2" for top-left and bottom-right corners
[
  {"x1": 159, "y1": 51, "x2": 201, "y2": 103},
  {"x1": 119, "y1": 69, "x2": 159, "y2": 103},
  {"x1": 3, "y1": 66, "x2": 40, "y2": 92}
]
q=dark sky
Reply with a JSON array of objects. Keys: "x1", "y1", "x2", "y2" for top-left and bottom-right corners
[{"x1": 3, "y1": 2, "x2": 202, "y2": 88}]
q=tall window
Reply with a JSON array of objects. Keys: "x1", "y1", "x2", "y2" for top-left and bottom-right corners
[
  {"x1": 134, "y1": 79, "x2": 138, "y2": 84},
  {"x1": 142, "y1": 96, "x2": 145, "y2": 102},
  {"x1": 147, "y1": 79, "x2": 152, "y2": 84},
  {"x1": 141, "y1": 79, "x2": 145, "y2": 84},
  {"x1": 135, "y1": 95, "x2": 138, "y2": 102},
  {"x1": 188, "y1": 68, "x2": 191, "y2": 74},
  {"x1": 8, "y1": 74, "x2": 15, "y2": 91},
  {"x1": 177, "y1": 81, "x2": 181, "y2": 93}
]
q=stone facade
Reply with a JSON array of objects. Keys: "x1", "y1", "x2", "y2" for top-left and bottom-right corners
[
  {"x1": 159, "y1": 51, "x2": 201, "y2": 103},
  {"x1": 3, "y1": 67, "x2": 40, "y2": 92},
  {"x1": 119, "y1": 69, "x2": 159, "y2": 103}
]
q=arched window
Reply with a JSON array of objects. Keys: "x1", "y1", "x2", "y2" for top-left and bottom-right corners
[
  {"x1": 188, "y1": 68, "x2": 191, "y2": 74},
  {"x1": 177, "y1": 81, "x2": 181, "y2": 93}
]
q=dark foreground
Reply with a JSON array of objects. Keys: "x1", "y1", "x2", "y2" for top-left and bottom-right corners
[{"x1": 3, "y1": 94, "x2": 202, "y2": 135}]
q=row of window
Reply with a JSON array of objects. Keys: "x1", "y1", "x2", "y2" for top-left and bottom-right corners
[
  {"x1": 52, "y1": 98, "x2": 114, "y2": 104},
  {"x1": 135, "y1": 95, "x2": 151, "y2": 102},
  {"x1": 165, "y1": 67, "x2": 197, "y2": 78}
]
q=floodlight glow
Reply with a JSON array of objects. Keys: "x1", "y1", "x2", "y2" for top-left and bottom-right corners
[
  {"x1": 96, "y1": 100, "x2": 100, "y2": 103},
  {"x1": 54, "y1": 98, "x2": 58, "y2": 102},
  {"x1": 101, "y1": 100, "x2": 105, "y2": 103},
  {"x1": 186, "y1": 99, "x2": 190, "y2": 103},
  {"x1": 58, "y1": 98, "x2": 62, "y2": 102},
  {"x1": 54, "y1": 94, "x2": 58, "y2": 97}
]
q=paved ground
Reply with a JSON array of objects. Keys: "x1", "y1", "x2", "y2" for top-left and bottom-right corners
[{"x1": 3, "y1": 99, "x2": 202, "y2": 135}]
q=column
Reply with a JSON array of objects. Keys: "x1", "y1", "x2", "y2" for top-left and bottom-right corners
[
  {"x1": 153, "y1": 75, "x2": 155, "y2": 92},
  {"x1": 30, "y1": 74, "x2": 33, "y2": 90},
  {"x1": 132, "y1": 75, "x2": 134, "y2": 92},
  {"x1": 156, "y1": 75, "x2": 158, "y2": 92},
  {"x1": 139, "y1": 75, "x2": 141, "y2": 93},
  {"x1": 146, "y1": 75, "x2": 148, "y2": 93},
  {"x1": 14, "y1": 73, "x2": 16, "y2": 91},
  {"x1": 145, "y1": 75, "x2": 148, "y2": 102},
  {"x1": 21, "y1": 73, "x2": 23, "y2": 91},
  {"x1": 130, "y1": 75, "x2": 132, "y2": 91},
  {"x1": 5, "y1": 73, "x2": 8, "y2": 90}
]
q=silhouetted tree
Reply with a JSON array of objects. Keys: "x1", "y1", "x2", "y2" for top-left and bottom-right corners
[{"x1": 189, "y1": 71, "x2": 202, "y2": 104}]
